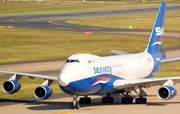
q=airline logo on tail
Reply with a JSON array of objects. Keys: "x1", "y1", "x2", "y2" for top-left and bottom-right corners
[
  {"x1": 155, "y1": 27, "x2": 164, "y2": 36},
  {"x1": 151, "y1": 38, "x2": 163, "y2": 46},
  {"x1": 151, "y1": 27, "x2": 164, "y2": 46}
]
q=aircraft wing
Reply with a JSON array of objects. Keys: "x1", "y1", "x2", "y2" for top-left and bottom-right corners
[
  {"x1": 0, "y1": 70, "x2": 58, "y2": 81},
  {"x1": 161, "y1": 56, "x2": 180, "y2": 63},
  {"x1": 113, "y1": 77, "x2": 180, "y2": 90}
]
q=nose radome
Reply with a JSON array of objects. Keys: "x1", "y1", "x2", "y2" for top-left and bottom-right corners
[{"x1": 58, "y1": 73, "x2": 70, "y2": 86}]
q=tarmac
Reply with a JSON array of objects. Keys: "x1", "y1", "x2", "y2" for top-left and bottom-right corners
[{"x1": 1, "y1": 84, "x2": 180, "y2": 114}]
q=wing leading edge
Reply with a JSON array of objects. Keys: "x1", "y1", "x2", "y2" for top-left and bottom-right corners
[{"x1": 0, "y1": 70, "x2": 58, "y2": 81}]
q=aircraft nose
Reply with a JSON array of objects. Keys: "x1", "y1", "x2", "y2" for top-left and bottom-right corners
[{"x1": 58, "y1": 73, "x2": 70, "y2": 86}]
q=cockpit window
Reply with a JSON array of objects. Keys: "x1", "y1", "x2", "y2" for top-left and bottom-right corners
[{"x1": 66, "y1": 59, "x2": 80, "y2": 63}]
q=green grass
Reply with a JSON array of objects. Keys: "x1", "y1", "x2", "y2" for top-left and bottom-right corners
[
  {"x1": 155, "y1": 62, "x2": 180, "y2": 78},
  {"x1": 0, "y1": 1, "x2": 178, "y2": 15},
  {"x1": 0, "y1": 28, "x2": 180, "y2": 63},
  {"x1": 67, "y1": 12, "x2": 180, "y2": 32}
]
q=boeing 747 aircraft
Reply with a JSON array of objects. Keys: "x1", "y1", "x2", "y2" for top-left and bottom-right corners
[{"x1": 1, "y1": 2, "x2": 180, "y2": 109}]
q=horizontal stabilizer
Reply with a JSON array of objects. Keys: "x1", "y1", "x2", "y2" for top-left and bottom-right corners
[
  {"x1": 161, "y1": 56, "x2": 180, "y2": 63},
  {"x1": 111, "y1": 50, "x2": 128, "y2": 55}
]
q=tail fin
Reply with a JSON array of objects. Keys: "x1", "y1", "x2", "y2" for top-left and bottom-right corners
[{"x1": 144, "y1": 2, "x2": 166, "y2": 54}]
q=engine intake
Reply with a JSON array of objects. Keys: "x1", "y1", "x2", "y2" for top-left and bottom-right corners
[
  {"x1": 158, "y1": 86, "x2": 177, "y2": 100},
  {"x1": 34, "y1": 86, "x2": 52, "y2": 100},
  {"x1": 2, "y1": 80, "x2": 21, "y2": 94}
]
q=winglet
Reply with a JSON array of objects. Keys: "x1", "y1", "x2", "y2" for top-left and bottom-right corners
[{"x1": 144, "y1": 2, "x2": 166, "y2": 54}]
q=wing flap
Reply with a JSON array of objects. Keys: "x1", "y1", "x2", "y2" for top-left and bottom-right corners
[{"x1": 0, "y1": 70, "x2": 58, "y2": 81}]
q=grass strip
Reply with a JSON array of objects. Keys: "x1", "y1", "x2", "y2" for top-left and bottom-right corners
[{"x1": 0, "y1": 28, "x2": 180, "y2": 63}]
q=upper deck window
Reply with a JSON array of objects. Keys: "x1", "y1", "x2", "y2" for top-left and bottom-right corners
[{"x1": 66, "y1": 59, "x2": 80, "y2": 63}]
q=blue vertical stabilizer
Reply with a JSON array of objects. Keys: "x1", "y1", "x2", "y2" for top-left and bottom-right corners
[{"x1": 144, "y1": 2, "x2": 166, "y2": 54}]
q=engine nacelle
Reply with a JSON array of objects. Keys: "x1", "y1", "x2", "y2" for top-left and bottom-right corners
[
  {"x1": 2, "y1": 80, "x2": 21, "y2": 94},
  {"x1": 157, "y1": 86, "x2": 177, "y2": 100},
  {"x1": 34, "y1": 86, "x2": 52, "y2": 100}
]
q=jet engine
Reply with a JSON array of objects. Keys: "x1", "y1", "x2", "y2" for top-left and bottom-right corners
[
  {"x1": 2, "y1": 80, "x2": 21, "y2": 94},
  {"x1": 157, "y1": 86, "x2": 177, "y2": 100},
  {"x1": 34, "y1": 85, "x2": 52, "y2": 100}
]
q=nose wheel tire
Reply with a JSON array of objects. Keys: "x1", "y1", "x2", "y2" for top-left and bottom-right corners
[{"x1": 71, "y1": 101, "x2": 79, "y2": 109}]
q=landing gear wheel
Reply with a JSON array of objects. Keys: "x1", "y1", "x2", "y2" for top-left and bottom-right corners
[
  {"x1": 121, "y1": 97, "x2": 133, "y2": 104},
  {"x1": 121, "y1": 91, "x2": 133, "y2": 104},
  {"x1": 102, "y1": 97, "x2": 107, "y2": 103},
  {"x1": 80, "y1": 98, "x2": 85, "y2": 104},
  {"x1": 75, "y1": 101, "x2": 80, "y2": 109},
  {"x1": 71, "y1": 103, "x2": 75, "y2": 109},
  {"x1": 87, "y1": 97, "x2": 91, "y2": 104},
  {"x1": 71, "y1": 94, "x2": 80, "y2": 109},
  {"x1": 132, "y1": 87, "x2": 148, "y2": 104},
  {"x1": 80, "y1": 97, "x2": 91, "y2": 104},
  {"x1": 142, "y1": 98, "x2": 147, "y2": 104},
  {"x1": 135, "y1": 98, "x2": 147, "y2": 104},
  {"x1": 71, "y1": 101, "x2": 80, "y2": 109},
  {"x1": 109, "y1": 97, "x2": 114, "y2": 103},
  {"x1": 135, "y1": 98, "x2": 141, "y2": 104},
  {"x1": 121, "y1": 97, "x2": 126, "y2": 104},
  {"x1": 102, "y1": 96, "x2": 114, "y2": 104}
]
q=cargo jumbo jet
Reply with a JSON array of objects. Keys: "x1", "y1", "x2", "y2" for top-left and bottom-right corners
[{"x1": 1, "y1": 2, "x2": 180, "y2": 109}]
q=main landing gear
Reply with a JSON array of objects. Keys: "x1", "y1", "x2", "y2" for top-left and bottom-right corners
[
  {"x1": 79, "y1": 95, "x2": 91, "y2": 104},
  {"x1": 102, "y1": 94, "x2": 114, "y2": 104},
  {"x1": 121, "y1": 87, "x2": 147, "y2": 104},
  {"x1": 70, "y1": 87, "x2": 147, "y2": 109},
  {"x1": 121, "y1": 92, "x2": 133, "y2": 104},
  {"x1": 133, "y1": 87, "x2": 147, "y2": 104}
]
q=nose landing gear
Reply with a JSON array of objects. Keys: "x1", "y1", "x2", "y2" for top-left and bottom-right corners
[{"x1": 71, "y1": 94, "x2": 80, "y2": 109}]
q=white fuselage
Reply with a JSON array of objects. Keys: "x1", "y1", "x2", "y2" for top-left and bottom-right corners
[{"x1": 58, "y1": 52, "x2": 154, "y2": 87}]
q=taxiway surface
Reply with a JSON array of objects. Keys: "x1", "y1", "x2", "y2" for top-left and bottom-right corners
[
  {"x1": 0, "y1": 5, "x2": 180, "y2": 34},
  {"x1": 1, "y1": 84, "x2": 180, "y2": 114}
]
